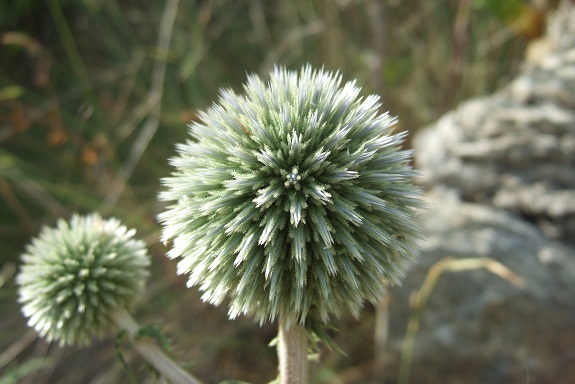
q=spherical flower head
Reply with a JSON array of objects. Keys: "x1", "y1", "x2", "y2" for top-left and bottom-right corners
[
  {"x1": 159, "y1": 65, "x2": 422, "y2": 329},
  {"x1": 17, "y1": 213, "x2": 150, "y2": 346}
]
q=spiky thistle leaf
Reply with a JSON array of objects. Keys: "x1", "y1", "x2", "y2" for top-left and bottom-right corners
[{"x1": 159, "y1": 65, "x2": 423, "y2": 329}]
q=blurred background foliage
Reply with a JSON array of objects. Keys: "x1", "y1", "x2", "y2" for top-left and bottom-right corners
[{"x1": 0, "y1": 0, "x2": 556, "y2": 383}]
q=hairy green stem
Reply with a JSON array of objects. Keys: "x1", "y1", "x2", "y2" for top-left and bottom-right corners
[
  {"x1": 111, "y1": 308, "x2": 203, "y2": 384},
  {"x1": 278, "y1": 317, "x2": 308, "y2": 384}
]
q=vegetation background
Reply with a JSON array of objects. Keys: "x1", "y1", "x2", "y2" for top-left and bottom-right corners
[{"x1": 0, "y1": 0, "x2": 551, "y2": 383}]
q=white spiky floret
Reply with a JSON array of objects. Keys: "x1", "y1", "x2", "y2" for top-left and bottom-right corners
[{"x1": 159, "y1": 65, "x2": 423, "y2": 330}]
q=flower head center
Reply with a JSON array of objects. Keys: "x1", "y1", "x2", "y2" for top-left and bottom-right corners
[{"x1": 284, "y1": 167, "x2": 302, "y2": 189}]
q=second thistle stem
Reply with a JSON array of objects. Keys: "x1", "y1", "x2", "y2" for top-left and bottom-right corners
[
  {"x1": 278, "y1": 315, "x2": 308, "y2": 384},
  {"x1": 111, "y1": 308, "x2": 203, "y2": 384}
]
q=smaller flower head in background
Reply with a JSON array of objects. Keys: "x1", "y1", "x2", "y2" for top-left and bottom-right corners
[{"x1": 17, "y1": 213, "x2": 150, "y2": 346}]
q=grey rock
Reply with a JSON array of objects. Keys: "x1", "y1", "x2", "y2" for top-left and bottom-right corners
[
  {"x1": 414, "y1": 43, "x2": 575, "y2": 243},
  {"x1": 382, "y1": 3, "x2": 575, "y2": 383},
  {"x1": 383, "y1": 189, "x2": 575, "y2": 384}
]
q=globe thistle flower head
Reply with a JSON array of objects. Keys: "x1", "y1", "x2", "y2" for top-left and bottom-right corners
[
  {"x1": 159, "y1": 65, "x2": 422, "y2": 329},
  {"x1": 17, "y1": 213, "x2": 150, "y2": 346}
]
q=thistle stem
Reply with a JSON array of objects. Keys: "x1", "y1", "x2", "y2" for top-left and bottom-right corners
[
  {"x1": 111, "y1": 308, "x2": 203, "y2": 384},
  {"x1": 278, "y1": 317, "x2": 308, "y2": 384}
]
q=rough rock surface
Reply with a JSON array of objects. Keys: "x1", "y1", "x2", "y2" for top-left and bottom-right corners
[
  {"x1": 414, "y1": 6, "x2": 575, "y2": 244},
  {"x1": 381, "y1": 3, "x2": 575, "y2": 384}
]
